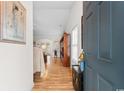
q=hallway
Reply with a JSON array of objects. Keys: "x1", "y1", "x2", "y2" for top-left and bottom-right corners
[
  {"x1": 32, "y1": 58, "x2": 74, "y2": 91},
  {"x1": 0, "y1": 1, "x2": 124, "y2": 91}
]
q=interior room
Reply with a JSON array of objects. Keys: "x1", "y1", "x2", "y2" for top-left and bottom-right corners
[{"x1": 0, "y1": 1, "x2": 124, "y2": 91}]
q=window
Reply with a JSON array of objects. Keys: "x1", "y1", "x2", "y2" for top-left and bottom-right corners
[{"x1": 71, "y1": 26, "x2": 78, "y2": 65}]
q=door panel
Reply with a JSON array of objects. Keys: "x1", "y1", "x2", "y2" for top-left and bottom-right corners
[
  {"x1": 83, "y1": 1, "x2": 124, "y2": 91},
  {"x1": 84, "y1": 2, "x2": 99, "y2": 90},
  {"x1": 97, "y1": 74, "x2": 113, "y2": 91},
  {"x1": 84, "y1": 2, "x2": 112, "y2": 90},
  {"x1": 99, "y1": 2, "x2": 112, "y2": 62},
  {"x1": 85, "y1": 65, "x2": 98, "y2": 90},
  {"x1": 85, "y1": 1, "x2": 98, "y2": 64}
]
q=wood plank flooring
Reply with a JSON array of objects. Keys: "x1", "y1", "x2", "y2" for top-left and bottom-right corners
[{"x1": 32, "y1": 58, "x2": 74, "y2": 91}]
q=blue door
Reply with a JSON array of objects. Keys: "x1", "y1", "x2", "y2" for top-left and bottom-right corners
[{"x1": 83, "y1": 1, "x2": 124, "y2": 91}]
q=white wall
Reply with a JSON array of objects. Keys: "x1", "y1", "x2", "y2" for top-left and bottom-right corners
[
  {"x1": 0, "y1": 1, "x2": 33, "y2": 90},
  {"x1": 65, "y1": 1, "x2": 83, "y2": 66}
]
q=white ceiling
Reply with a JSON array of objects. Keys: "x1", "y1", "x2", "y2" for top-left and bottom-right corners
[{"x1": 33, "y1": 1, "x2": 75, "y2": 41}]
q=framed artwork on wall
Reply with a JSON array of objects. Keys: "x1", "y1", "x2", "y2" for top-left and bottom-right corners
[{"x1": 0, "y1": 1, "x2": 26, "y2": 44}]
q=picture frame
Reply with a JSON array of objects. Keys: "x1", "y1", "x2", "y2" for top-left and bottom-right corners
[{"x1": 0, "y1": 1, "x2": 26, "y2": 44}]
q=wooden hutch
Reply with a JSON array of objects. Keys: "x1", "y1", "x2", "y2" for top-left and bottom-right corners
[{"x1": 60, "y1": 32, "x2": 70, "y2": 67}]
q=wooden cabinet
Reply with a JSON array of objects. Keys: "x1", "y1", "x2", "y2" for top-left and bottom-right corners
[
  {"x1": 72, "y1": 65, "x2": 83, "y2": 91},
  {"x1": 60, "y1": 32, "x2": 70, "y2": 67}
]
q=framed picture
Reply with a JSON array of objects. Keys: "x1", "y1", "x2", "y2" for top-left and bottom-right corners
[{"x1": 0, "y1": 1, "x2": 26, "y2": 44}]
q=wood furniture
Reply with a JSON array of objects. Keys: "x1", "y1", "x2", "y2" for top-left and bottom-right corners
[
  {"x1": 72, "y1": 65, "x2": 83, "y2": 91},
  {"x1": 60, "y1": 32, "x2": 70, "y2": 67}
]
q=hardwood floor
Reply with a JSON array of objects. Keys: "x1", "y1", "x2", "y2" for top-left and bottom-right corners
[{"x1": 32, "y1": 58, "x2": 74, "y2": 91}]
